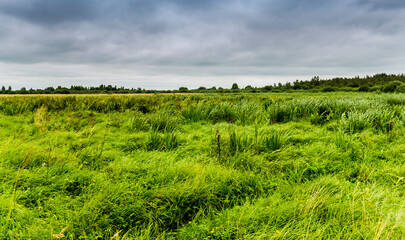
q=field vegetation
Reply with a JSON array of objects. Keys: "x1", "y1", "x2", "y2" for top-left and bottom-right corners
[{"x1": 1, "y1": 92, "x2": 405, "y2": 239}]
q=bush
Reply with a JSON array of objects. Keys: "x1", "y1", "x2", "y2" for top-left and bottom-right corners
[
  {"x1": 382, "y1": 81, "x2": 403, "y2": 93},
  {"x1": 369, "y1": 85, "x2": 381, "y2": 92},
  {"x1": 322, "y1": 86, "x2": 335, "y2": 92},
  {"x1": 358, "y1": 86, "x2": 369, "y2": 92},
  {"x1": 396, "y1": 84, "x2": 405, "y2": 93}
]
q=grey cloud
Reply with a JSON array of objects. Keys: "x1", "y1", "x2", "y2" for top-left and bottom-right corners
[
  {"x1": 1, "y1": 0, "x2": 405, "y2": 89},
  {"x1": 358, "y1": 0, "x2": 405, "y2": 10},
  {"x1": 0, "y1": 0, "x2": 97, "y2": 25}
]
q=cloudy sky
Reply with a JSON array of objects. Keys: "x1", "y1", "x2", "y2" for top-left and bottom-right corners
[{"x1": 0, "y1": 0, "x2": 404, "y2": 90}]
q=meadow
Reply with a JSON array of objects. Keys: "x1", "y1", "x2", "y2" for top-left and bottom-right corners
[{"x1": 1, "y1": 92, "x2": 405, "y2": 239}]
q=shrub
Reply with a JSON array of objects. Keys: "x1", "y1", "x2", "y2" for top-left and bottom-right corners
[
  {"x1": 369, "y1": 86, "x2": 381, "y2": 92},
  {"x1": 358, "y1": 86, "x2": 369, "y2": 92},
  {"x1": 382, "y1": 81, "x2": 403, "y2": 93},
  {"x1": 322, "y1": 87, "x2": 335, "y2": 92},
  {"x1": 396, "y1": 84, "x2": 405, "y2": 93}
]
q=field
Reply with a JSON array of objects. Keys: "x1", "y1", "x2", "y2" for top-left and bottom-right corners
[{"x1": 1, "y1": 92, "x2": 405, "y2": 239}]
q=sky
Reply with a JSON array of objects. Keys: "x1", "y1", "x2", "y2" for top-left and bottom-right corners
[{"x1": 0, "y1": 0, "x2": 405, "y2": 90}]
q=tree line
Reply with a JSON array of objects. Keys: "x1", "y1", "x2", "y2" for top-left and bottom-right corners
[{"x1": 2, "y1": 73, "x2": 405, "y2": 94}]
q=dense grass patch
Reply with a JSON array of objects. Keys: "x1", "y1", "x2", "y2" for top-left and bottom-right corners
[{"x1": 1, "y1": 92, "x2": 405, "y2": 239}]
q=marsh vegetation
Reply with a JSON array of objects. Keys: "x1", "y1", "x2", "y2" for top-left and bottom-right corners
[{"x1": 1, "y1": 92, "x2": 405, "y2": 239}]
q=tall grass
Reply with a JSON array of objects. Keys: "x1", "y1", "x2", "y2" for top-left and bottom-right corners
[
  {"x1": 262, "y1": 130, "x2": 284, "y2": 152},
  {"x1": 130, "y1": 109, "x2": 180, "y2": 132},
  {"x1": 335, "y1": 131, "x2": 352, "y2": 151},
  {"x1": 223, "y1": 127, "x2": 286, "y2": 156},
  {"x1": 145, "y1": 128, "x2": 179, "y2": 151},
  {"x1": 341, "y1": 111, "x2": 370, "y2": 133},
  {"x1": 370, "y1": 109, "x2": 397, "y2": 133},
  {"x1": 228, "y1": 128, "x2": 252, "y2": 155},
  {"x1": 1, "y1": 92, "x2": 405, "y2": 239}
]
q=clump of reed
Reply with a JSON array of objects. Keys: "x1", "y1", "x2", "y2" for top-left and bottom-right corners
[
  {"x1": 213, "y1": 126, "x2": 287, "y2": 158},
  {"x1": 130, "y1": 108, "x2": 180, "y2": 132},
  {"x1": 145, "y1": 128, "x2": 180, "y2": 151},
  {"x1": 335, "y1": 131, "x2": 352, "y2": 151},
  {"x1": 341, "y1": 111, "x2": 371, "y2": 133}
]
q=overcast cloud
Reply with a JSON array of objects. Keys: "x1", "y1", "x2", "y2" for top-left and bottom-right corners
[{"x1": 0, "y1": 0, "x2": 404, "y2": 89}]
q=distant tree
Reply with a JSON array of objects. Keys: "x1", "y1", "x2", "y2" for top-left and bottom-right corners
[
  {"x1": 245, "y1": 85, "x2": 253, "y2": 90},
  {"x1": 198, "y1": 86, "x2": 206, "y2": 90},
  {"x1": 310, "y1": 76, "x2": 320, "y2": 87},
  {"x1": 179, "y1": 87, "x2": 188, "y2": 93},
  {"x1": 1, "y1": 86, "x2": 5, "y2": 92},
  {"x1": 55, "y1": 86, "x2": 70, "y2": 94},
  {"x1": 292, "y1": 84, "x2": 301, "y2": 90},
  {"x1": 263, "y1": 85, "x2": 272, "y2": 91},
  {"x1": 301, "y1": 85, "x2": 310, "y2": 90},
  {"x1": 231, "y1": 83, "x2": 239, "y2": 90},
  {"x1": 8, "y1": 86, "x2": 11, "y2": 91},
  {"x1": 71, "y1": 85, "x2": 85, "y2": 91}
]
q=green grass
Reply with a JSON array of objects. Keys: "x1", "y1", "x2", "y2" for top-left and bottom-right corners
[{"x1": 1, "y1": 92, "x2": 405, "y2": 239}]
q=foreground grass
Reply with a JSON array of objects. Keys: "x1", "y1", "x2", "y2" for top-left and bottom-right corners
[{"x1": 1, "y1": 92, "x2": 405, "y2": 239}]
